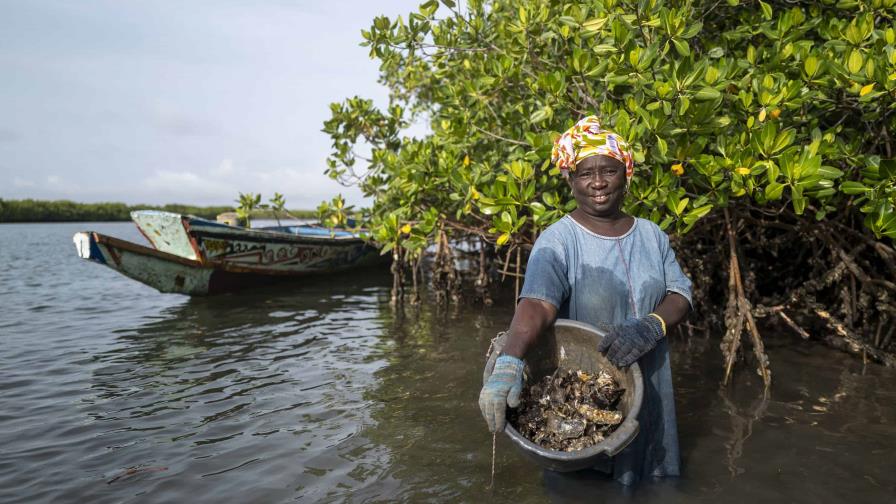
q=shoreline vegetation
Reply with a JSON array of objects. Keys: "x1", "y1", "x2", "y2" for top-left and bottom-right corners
[
  {"x1": 318, "y1": 0, "x2": 896, "y2": 379},
  {"x1": 0, "y1": 198, "x2": 317, "y2": 223}
]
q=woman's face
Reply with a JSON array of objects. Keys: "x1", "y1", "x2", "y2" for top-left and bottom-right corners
[{"x1": 567, "y1": 155, "x2": 627, "y2": 218}]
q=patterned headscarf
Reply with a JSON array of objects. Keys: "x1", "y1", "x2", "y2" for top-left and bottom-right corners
[{"x1": 551, "y1": 115, "x2": 634, "y2": 184}]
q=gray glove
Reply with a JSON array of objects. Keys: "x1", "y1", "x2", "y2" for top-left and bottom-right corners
[
  {"x1": 597, "y1": 315, "x2": 665, "y2": 368},
  {"x1": 478, "y1": 355, "x2": 524, "y2": 433}
]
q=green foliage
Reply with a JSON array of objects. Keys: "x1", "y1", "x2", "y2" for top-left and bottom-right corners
[
  {"x1": 231, "y1": 192, "x2": 317, "y2": 226},
  {"x1": 316, "y1": 194, "x2": 365, "y2": 237},
  {"x1": 317, "y1": 194, "x2": 346, "y2": 229},
  {"x1": 235, "y1": 192, "x2": 262, "y2": 228},
  {"x1": 269, "y1": 192, "x2": 287, "y2": 213},
  {"x1": 267, "y1": 193, "x2": 284, "y2": 226},
  {"x1": 325, "y1": 0, "x2": 896, "y2": 253}
]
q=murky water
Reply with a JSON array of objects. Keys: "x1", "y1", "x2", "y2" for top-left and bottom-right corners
[{"x1": 1, "y1": 222, "x2": 894, "y2": 503}]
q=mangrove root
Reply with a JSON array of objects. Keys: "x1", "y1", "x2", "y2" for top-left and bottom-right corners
[{"x1": 720, "y1": 209, "x2": 772, "y2": 388}]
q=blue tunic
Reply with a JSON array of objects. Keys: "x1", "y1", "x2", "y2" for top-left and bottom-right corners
[{"x1": 519, "y1": 214, "x2": 692, "y2": 485}]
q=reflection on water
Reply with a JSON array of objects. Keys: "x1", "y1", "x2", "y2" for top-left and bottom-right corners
[
  {"x1": 1, "y1": 222, "x2": 896, "y2": 503},
  {"x1": 718, "y1": 386, "x2": 770, "y2": 478}
]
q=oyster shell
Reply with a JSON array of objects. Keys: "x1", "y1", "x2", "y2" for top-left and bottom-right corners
[{"x1": 508, "y1": 368, "x2": 625, "y2": 452}]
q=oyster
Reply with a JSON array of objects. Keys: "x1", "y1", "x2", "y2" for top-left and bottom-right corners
[
  {"x1": 545, "y1": 412, "x2": 585, "y2": 439},
  {"x1": 576, "y1": 404, "x2": 623, "y2": 425},
  {"x1": 508, "y1": 368, "x2": 625, "y2": 452}
]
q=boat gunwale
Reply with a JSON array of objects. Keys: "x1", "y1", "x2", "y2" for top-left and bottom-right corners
[
  {"x1": 91, "y1": 232, "x2": 208, "y2": 268},
  {"x1": 187, "y1": 227, "x2": 370, "y2": 247},
  {"x1": 130, "y1": 210, "x2": 369, "y2": 245}
]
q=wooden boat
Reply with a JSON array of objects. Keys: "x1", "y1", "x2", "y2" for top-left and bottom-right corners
[{"x1": 73, "y1": 210, "x2": 384, "y2": 295}]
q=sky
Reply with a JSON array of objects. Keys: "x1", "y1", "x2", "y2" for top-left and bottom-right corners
[{"x1": 0, "y1": 0, "x2": 424, "y2": 209}]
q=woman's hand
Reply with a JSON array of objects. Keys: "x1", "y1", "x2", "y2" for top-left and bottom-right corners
[
  {"x1": 479, "y1": 298, "x2": 555, "y2": 432},
  {"x1": 597, "y1": 315, "x2": 665, "y2": 368},
  {"x1": 478, "y1": 355, "x2": 525, "y2": 432}
]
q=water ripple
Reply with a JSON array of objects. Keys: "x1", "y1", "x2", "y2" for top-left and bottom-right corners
[{"x1": 3, "y1": 223, "x2": 896, "y2": 503}]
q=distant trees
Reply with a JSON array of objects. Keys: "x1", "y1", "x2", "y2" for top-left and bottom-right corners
[{"x1": 0, "y1": 199, "x2": 315, "y2": 223}]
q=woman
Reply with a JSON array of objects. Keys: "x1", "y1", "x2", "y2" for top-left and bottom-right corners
[{"x1": 478, "y1": 116, "x2": 692, "y2": 486}]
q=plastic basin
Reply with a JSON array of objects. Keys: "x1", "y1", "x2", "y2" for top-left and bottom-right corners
[{"x1": 483, "y1": 319, "x2": 644, "y2": 472}]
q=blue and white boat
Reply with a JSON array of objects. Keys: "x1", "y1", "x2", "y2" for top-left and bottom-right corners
[{"x1": 73, "y1": 211, "x2": 383, "y2": 295}]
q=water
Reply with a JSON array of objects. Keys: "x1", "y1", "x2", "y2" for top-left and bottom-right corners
[{"x1": 1, "y1": 222, "x2": 894, "y2": 503}]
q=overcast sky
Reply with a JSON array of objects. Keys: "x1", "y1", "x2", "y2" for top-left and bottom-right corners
[{"x1": 0, "y1": 0, "x2": 423, "y2": 208}]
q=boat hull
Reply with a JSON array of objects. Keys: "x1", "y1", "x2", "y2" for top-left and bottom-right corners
[
  {"x1": 74, "y1": 212, "x2": 386, "y2": 295},
  {"x1": 74, "y1": 231, "x2": 215, "y2": 295},
  {"x1": 130, "y1": 210, "x2": 380, "y2": 275}
]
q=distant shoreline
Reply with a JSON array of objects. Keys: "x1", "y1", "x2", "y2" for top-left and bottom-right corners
[{"x1": 0, "y1": 198, "x2": 316, "y2": 223}]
